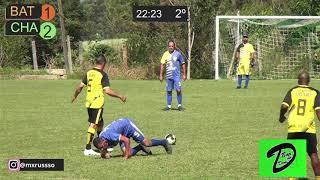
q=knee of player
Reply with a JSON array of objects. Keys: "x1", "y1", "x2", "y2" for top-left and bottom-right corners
[
  {"x1": 176, "y1": 90, "x2": 182, "y2": 94},
  {"x1": 167, "y1": 91, "x2": 172, "y2": 95},
  {"x1": 90, "y1": 123, "x2": 97, "y2": 129}
]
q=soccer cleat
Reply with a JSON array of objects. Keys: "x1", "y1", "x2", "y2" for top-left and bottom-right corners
[
  {"x1": 236, "y1": 86, "x2": 241, "y2": 89},
  {"x1": 163, "y1": 140, "x2": 172, "y2": 154},
  {"x1": 84, "y1": 149, "x2": 100, "y2": 156},
  {"x1": 244, "y1": 86, "x2": 248, "y2": 89},
  {"x1": 141, "y1": 145, "x2": 152, "y2": 155},
  {"x1": 178, "y1": 106, "x2": 183, "y2": 111},
  {"x1": 164, "y1": 107, "x2": 171, "y2": 111}
]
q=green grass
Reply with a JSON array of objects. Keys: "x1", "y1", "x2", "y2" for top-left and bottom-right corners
[{"x1": 1, "y1": 79, "x2": 320, "y2": 179}]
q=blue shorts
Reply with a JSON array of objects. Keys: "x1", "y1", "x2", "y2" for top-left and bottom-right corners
[
  {"x1": 124, "y1": 119, "x2": 145, "y2": 143},
  {"x1": 166, "y1": 78, "x2": 181, "y2": 91},
  {"x1": 120, "y1": 120, "x2": 145, "y2": 149}
]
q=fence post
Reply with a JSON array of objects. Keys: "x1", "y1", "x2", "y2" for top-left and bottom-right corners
[{"x1": 31, "y1": 40, "x2": 38, "y2": 70}]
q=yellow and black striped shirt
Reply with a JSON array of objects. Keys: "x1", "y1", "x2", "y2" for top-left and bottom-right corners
[
  {"x1": 282, "y1": 85, "x2": 320, "y2": 133},
  {"x1": 81, "y1": 68, "x2": 110, "y2": 108}
]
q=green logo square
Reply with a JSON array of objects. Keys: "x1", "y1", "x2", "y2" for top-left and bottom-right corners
[{"x1": 259, "y1": 139, "x2": 306, "y2": 177}]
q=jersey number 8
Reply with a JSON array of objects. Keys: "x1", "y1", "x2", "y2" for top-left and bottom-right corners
[{"x1": 297, "y1": 99, "x2": 306, "y2": 116}]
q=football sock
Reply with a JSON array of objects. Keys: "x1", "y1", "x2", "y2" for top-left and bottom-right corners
[
  {"x1": 167, "y1": 91, "x2": 172, "y2": 107},
  {"x1": 97, "y1": 130, "x2": 101, "y2": 137},
  {"x1": 237, "y1": 75, "x2": 242, "y2": 87},
  {"x1": 85, "y1": 126, "x2": 96, "y2": 150},
  {"x1": 177, "y1": 92, "x2": 182, "y2": 105},
  {"x1": 150, "y1": 139, "x2": 167, "y2": 146},
  {"x1": 245, "y1": 75, "x2": 250, "y2": 87},
  {"x1": 131, "y1": 144, "x2": 143, "y2": 156}
]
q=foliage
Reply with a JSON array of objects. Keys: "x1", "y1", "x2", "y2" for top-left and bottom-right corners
[{"x1": 0, "y1": 0, "x2": 320, "y2": 79}]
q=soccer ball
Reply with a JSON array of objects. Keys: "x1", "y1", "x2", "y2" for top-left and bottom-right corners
[{"x1": 165, "y1": 134, "x2": 176, "y2": 145}]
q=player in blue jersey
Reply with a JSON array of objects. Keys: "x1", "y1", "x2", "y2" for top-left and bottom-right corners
[
  {"x1": 159, "y1": 40, "x2": 187, "y2": 111},
  {"x1": 93, "y1": 118, "x2": 172, "y2": 159}
]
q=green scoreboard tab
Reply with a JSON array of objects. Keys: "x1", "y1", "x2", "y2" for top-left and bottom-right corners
[
  {"x1": 5, "y1": 20, "x2": 40, "y2": 36},
  {"x1": 6, "y1": 4, "x2": 42, "y2": 19}
]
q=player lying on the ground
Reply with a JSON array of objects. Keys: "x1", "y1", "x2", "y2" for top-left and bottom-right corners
[{"x1": 93, "y1": 118, "x2": 172, "y2": 159}]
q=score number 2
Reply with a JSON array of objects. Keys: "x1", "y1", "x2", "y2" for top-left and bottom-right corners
[{"x1": 175, "y1": 8, "x2": 187, "y2": 18}]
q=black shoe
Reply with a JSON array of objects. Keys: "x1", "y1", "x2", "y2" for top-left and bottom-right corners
[
  {"x1": 244, "y1": 86, "x2": 248, "y2": 89},
  {"x1": 236, "y1": 86, "x2": 241, "y2": 89},
  {"x1": 164, "y1": 140, "x2": 172, "y2": 154},
  {"x1": 141, "y1": 145, "x2": 152, "y2": 155},
  {"x1": 163, "y1": 107, "x2": 171, "y2": 111},
  {"x1": 178, "y1": 106, "x2": 183, "y2": 111}
]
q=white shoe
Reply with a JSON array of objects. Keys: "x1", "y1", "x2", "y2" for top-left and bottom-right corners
[
  {"x1": 84, "y1": 149, "x2": 100, "y2": 156},
  {"x1": 107, "y1": 148, "x2": 113, "y2": 152}
]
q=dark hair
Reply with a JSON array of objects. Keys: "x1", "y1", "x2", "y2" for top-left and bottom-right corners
[
  {"x1": 93, "y1": 137, "x2": 102, "y2": 149},
  {"x1": 167, "y1": 40, "x2": 176, "y2": 46},
  {"x1": 95, "y1": 55, "x2": 107, "y2": 65}
]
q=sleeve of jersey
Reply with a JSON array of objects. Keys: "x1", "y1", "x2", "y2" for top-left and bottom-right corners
[
  {"x1": 282, "y1": 90, "x2": 292, "y2": 107},
  {"x1": 81, "y1": 74, "x2": 87, "y2": 86},
  {"x1": 180, "y1": 53, "x2": 185, "y2": 64},
  {"x1": 160, "y1": 52, "x2": 168, "y2": 64},
  {"x1": 101, "y1": 73, "x2": 110, "y2": 89},
  {"x1": 314, "y1": 91, "x2": 320, "y2": 110}
]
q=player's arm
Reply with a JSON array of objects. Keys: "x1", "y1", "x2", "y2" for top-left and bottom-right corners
[
  {"x1": 315, "y1": 92, "x2": 320, "y2": 122},
  {"x1": 182, "y1": 63, "x2": 186, "y2": 81},
  {"x1": 279, "y1": 89, "x2": 292, "y2": 123},
  {"x1": 279, "y1": 104, "x2": 289, "y2": 123},
  {"x1": 250, "y1": 45, "x2": 256, "y2": 67},
  {"x1": 104, "y1": 88, "x2": 126, "y2": 103},
  {"x1": 101, "y1": 73, "x2": 126, "y2": 102},
  {"x1": 72, "y1": 74, "x2": 87, "y2": 103},
  {"x1": 235, "y1": 45, "x2": 240, "y2": 65},
  {"x1": 180, "y1": 54, "x2": 187, "y2": 81},
  {"x1": 235, "y1": 51, "x2": 240, "y2": 63},
  {"x1": 160, "y1": 53, "x2": 167, "y2": 82},
  {"x1": 119, "y1": 135, "x2": 131, "y2": 159},
  {"x1": 71, "y1": 83, "x2": 85, "y2": 103},
  {"x1": 160, "y1": 63, "x2": 164, "y2": 82}
]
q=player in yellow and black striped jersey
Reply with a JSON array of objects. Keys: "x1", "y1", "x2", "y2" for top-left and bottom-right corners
[
  {"x1": 72, "y1": 55, "x2": 126, "y2": 156},
  {"x1": 279, "y1": 71, "x2": 320, "y2": 177}
]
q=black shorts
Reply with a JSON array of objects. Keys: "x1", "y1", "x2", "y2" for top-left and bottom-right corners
[
  {"x1": 287, "y1": 132, "x2": 317, "y2": 156},
  {"x1": 87, "y1": 108, "x2": 104, "y2": 124}
]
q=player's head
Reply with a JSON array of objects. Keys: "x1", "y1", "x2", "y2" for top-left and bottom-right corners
[
  {"x1": 168, "y1": 40, "x2": 176, "y2": 53},
  {"x1": 242, "y1": 33, "x2": 248, "y2": 44},
  {"x1": 93, "y1": 137, "x2": 108, "y2": 150},
  {"x1": 95, "y1": 55, "x2": 107, "y2": 69},
  {"x1": 298, "y1": 71, "x2": 310, "y2": 85}
]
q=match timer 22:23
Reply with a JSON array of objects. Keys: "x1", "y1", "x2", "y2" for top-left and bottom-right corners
[{"x1": 133, "y1": 6, "x2": 188, "y2": 22}]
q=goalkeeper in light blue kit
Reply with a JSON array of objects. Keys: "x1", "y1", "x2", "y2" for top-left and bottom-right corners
[
  {"x1": 93, "y1": 118, "x2": 172, "y2": 159},
  {"x1": 159, "y1": 40, "x2": 187, "y2": 111}
]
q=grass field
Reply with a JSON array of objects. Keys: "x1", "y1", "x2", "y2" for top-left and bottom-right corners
[{"x1": 1, "y1": 79, "x2": 320, "y2": 179}]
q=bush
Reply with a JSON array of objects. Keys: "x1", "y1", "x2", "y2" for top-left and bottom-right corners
[{"x1": 85, "y1": 44, "x2": 119, "y2": 65}]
